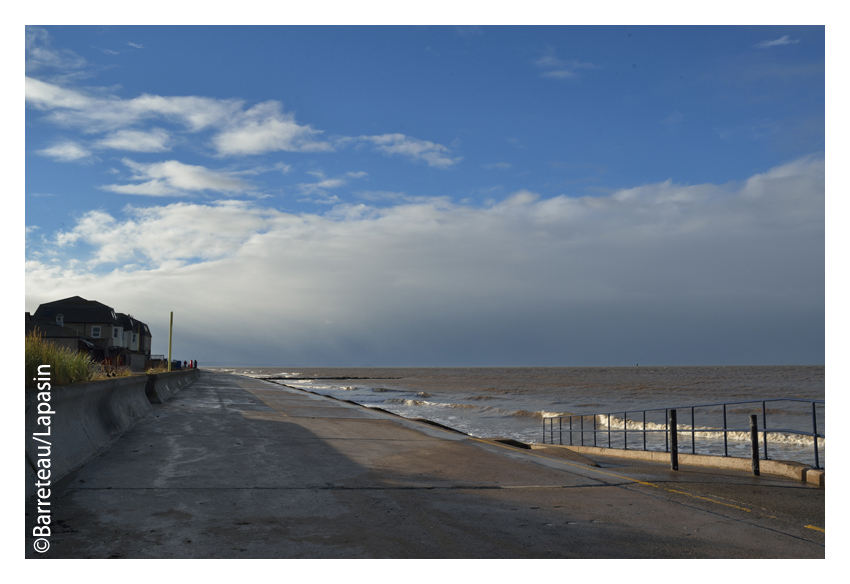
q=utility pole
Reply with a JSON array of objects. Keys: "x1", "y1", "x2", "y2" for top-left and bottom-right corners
[{"x1": 167, "y1": 311, "x2": 173, "y2": 372}]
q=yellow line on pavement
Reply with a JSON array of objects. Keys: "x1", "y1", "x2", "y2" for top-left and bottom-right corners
[
  {"x1": 805, "y1": 525, "x2": 825, "y2": 532},
  {"x1": 664, "y1": 488, "x2": 751, "y2": 512}
]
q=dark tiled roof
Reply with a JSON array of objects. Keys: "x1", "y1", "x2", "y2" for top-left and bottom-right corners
[
  {"x1": 33, "y1": 296, "x2": 120, "y2": 326},
  {"x1": 116, "y1": 313, "x2": 152, "y2": 336}
]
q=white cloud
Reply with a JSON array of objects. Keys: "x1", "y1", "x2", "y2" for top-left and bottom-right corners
[
  {"x1": 91, "y1": 46, "x2": 120, "y2": 56},
  {"x1": 212, "y1": 101, "x2": 332, "y2": 156},
  {"x1": 354, "y1": 133, "x2": 461, "y2": 168},
  {"x1": 26, "y1": 76, "x2": 244, "y2": 134},
  {"x1": 26, "y1": 27, "x2": 88, "y2": 73},
  {"x1": 36, "y1": 141, "x2": 94, "y2": 162},
  {"x1": 755, "y1": 35, "x2": 800, "y2": 49},
  {"x1": 27, "y1": 157, "x2": 824, "y2": 364},
  {"x1": 298, "y1": 170, "x2": 367, "y2": 196},
  {"x1": 534, "y1": 54, "x2": 565, "y2": 69},
  {"x1": 27, "y1": 77, "x2": 334, "y2": 158},
  {"x1": 100, "y1": 159, "x2": 251, "y2": 196},
  {"x1": 26, "y1": 77, "x2": 93, "y2": 110},
  {"x1": 234, "y1": 161, "x2": 293, "y2": 176},
  {"x1": 128, "y1": 94, "x2": 243, "y2": 132},
  {"x1": 355, "y1": 190, "x2": 406, "y2": 202},
  {"x1": 95, "y1": 128, "x2": 172, "y2": 152},
  {"x1": 534, "y1": 48, "x2": 596, "y2": 80},
  {"x1": 126, "y1": 42, "x2": 145, "y2": 49},
  {"x1": 52, "y1": 201, "x2": 277, "y2": 266}
]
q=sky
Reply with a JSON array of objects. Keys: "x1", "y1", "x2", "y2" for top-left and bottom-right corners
[{"x1": 23, "y1": 22, "x2": 826, "y2": 367}]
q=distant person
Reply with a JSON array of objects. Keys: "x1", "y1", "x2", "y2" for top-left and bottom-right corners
[{"x1": 183, "y1": 361, "x2": 187, "y2": 369}]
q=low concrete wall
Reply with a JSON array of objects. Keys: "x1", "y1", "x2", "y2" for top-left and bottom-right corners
[
  {"x1": 26, "y1": 368, "x2": 200, "y2": 499},
  {"x1": 534, "y1": 443, "x2": 824, "y2": 486},
  {"x1": 145, "y1": 368, "x2": 200, "y2": 403},
  {"x1": 26, "y1": 376, "x2": 152, "y2": 499}
]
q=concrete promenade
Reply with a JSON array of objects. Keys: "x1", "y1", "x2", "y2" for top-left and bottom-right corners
[{"x1": 27, "y1": 371, "x2": 825, "y2": 558}]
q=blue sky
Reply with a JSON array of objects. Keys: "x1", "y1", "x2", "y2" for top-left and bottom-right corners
[{"x1": 24, "y1": 23, "x2": 826, "y2": 366}]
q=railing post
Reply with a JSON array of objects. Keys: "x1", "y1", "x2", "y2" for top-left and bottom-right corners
[
  {"x1": 542, "y1": 416, "x2": 545, "y2": 444},
  {"x1": 691, "y1": 406, "x2": 696, "y2": 454},
  {"x1": 559, "y1": 417, "x2": 562, "y2": 445},
  {"x1": 642, "y1": 411, "x2": 646, "y2": 451},
  {"x1": 624, "y1": 412, "x2": 628, "y2": 450},
  {"x1": 593, "y1": 415, "x2": 597, "y2": 447},
  {"x1": 762, "y1": 402, "x2": 769, "y2": 460},
  {"x1": 812, "y1": 403, "x2": 820, "y2": 469},
  {"x1": 580, "y1": 415, "x2": 584, "y2": 446},
  {"x1": 749, "y1": 414, "x2": 760, "y2": 476},
  {"x1": 669, "y1": 409, "x2": 678, "y2": 470},
  {"x1": 722, "y1": 404, "x2": 728, "y2": 457}
]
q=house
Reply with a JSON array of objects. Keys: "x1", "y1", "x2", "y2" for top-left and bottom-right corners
[
  {"x1": 117, "y1": 312, "x2": 153, "y2": 370},
  {"x1": 25, "y1": 313, "x2": 96, "y2": 353},
  {"x1": 30, "y1": 296, "x2": 153, "y2": 371}
]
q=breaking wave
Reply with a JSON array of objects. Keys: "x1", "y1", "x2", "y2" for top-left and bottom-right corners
[
  {"x1": 510, "y1": 409, "x2": 569, "y2": 419},
  {"x1": 382, "y1": 400, "x2": 572, "y2": 420},
  {"x1": 384, "y1": 398, "x2": 478, "y2": 409}
]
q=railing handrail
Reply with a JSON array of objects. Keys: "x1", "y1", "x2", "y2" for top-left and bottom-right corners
[
  {"x1": 542, "y1": 397, "x2": 824, "y2": 469},
  {"x1": 557, "y1": 397, "x2": 824, "y2": 419}
]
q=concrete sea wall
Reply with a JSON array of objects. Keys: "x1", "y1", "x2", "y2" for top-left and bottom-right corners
[
  {"x1": 532, "y1": 443, "x2": 825, "y2": 486},
  {"x1": 25, "y1": 368, "x2": 200, "y2": 499},
  {"x1": 145, "y1": 369, "x2": 200, "y2": 403}
]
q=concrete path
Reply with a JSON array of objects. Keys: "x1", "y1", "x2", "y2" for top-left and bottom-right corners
[{"x1": 27, "y1": 371, "x2": 825, "y2": 558}]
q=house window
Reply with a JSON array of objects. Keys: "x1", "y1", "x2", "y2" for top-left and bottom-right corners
[
  {"x1": 113, "y1": 328, "x2": 120, "y2": 339},
  {"x1": 55, "y1": 314, "x2": 64, "y2": 326},
  {"x1": 132, "y1": 333, "x2": 138, "y2": 343},
  {"x1": 91, "y1": 326, "x2": 101, "y2": 338}
]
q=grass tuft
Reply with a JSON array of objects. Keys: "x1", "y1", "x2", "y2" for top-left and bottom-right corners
[
  {"x1": 145, "y1": 363, "x2": 168, "y2": 374},
  {"x1": 26, "y1": 329, "x2": 97, "y2": 388}
]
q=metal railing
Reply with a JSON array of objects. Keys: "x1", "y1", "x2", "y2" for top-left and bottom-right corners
[{"x1": 542, "y1": 398, "x2": 825, "y2": 469}]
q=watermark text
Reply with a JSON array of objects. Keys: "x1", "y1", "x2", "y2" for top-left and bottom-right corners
[{"x1": 32, "y1": 364, "x2": 53, "y2": 553}]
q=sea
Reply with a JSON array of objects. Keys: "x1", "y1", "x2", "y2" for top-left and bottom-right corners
[{"x1": 207, "y1": 366, "x2": 825, "y2": 468}]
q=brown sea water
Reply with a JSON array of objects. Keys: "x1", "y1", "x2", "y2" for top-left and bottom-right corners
[{"x1": 208, "y1": 366, "x2": 825, "y2": 466}]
